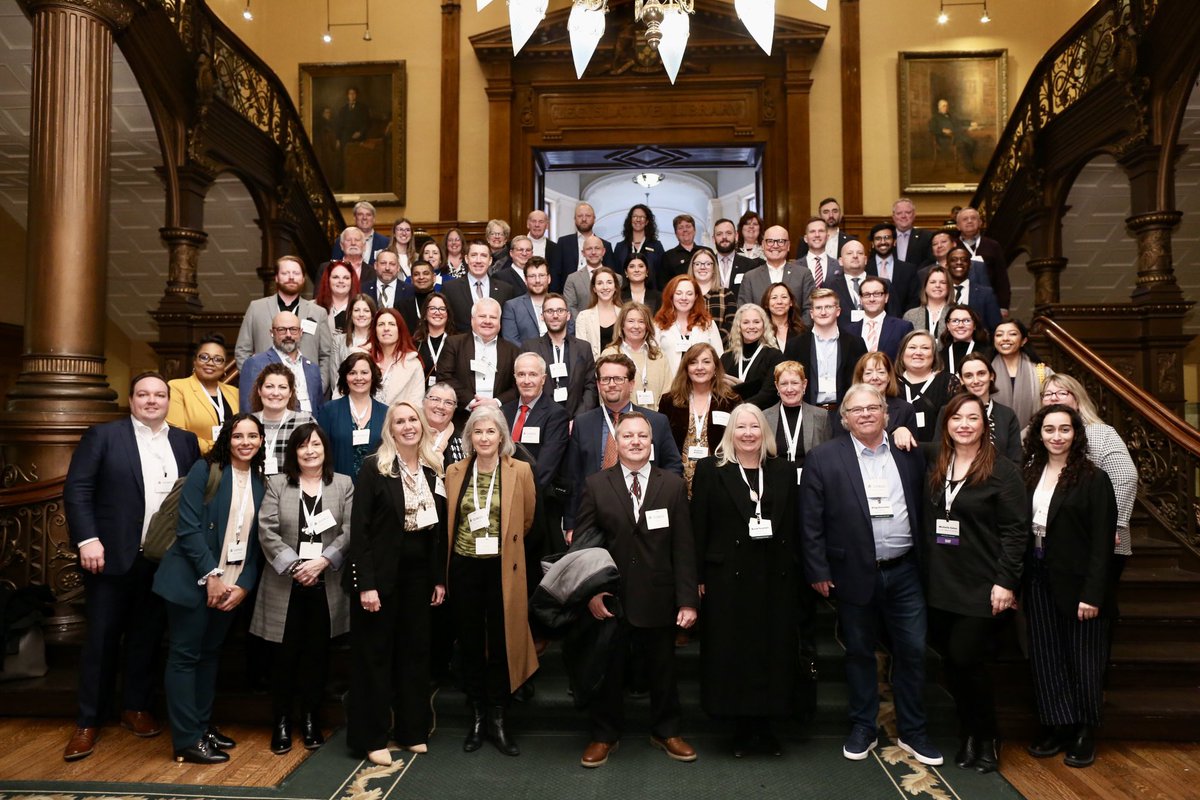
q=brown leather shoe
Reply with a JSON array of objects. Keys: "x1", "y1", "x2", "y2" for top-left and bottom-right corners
[
  {"x1": 581, "y1": 740, "x2": 617, "y2": 768},
  {"x1": 64, "y1": 727, "x2": 98, "y2": 761},
  {"x1": 651, "y1": 735, "x2": 697, "y2": 762},
  {"x1": 120, "y1": 710, "x2": 163, "y2": 737}
]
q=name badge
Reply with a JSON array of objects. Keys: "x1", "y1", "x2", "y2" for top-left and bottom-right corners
[
  {"x1": 915, "y1": 411, "x2": 926, "y2": 428},
  {"x1": 733, "y1": 273, "x2": 744, "y2": 285},
  {"x1": 867, "y1": 497, "x2": 894, "y2": 518},
  {"x1": 226, "y1": 540, "x2": 247, "y2": 564},
  {"x1": 470, "y1": 359, "x2": 495, "y2": 375},
  {"x1": 352, "y1": 428, "x2": 371, "y2": 446},
  {"x1": 1032, "y1": 505, "x2": 1049, "y2": 528},
  {"x1": 650, "y1": 445, "x2": 656, "y2": 462},
  {"x1": 645, "y1": 508, "x2": 670, "y2": 530},
  {"x1": 550, "y1": 362, "x2": 568, "y2": 379},
  {"x1": 301, "y1": 318, "x2": 318, "y2": 336},
  {"x1": 153, "y1": 478, "x2": 176, "y2": 494},
  {"x1": 307, "y1": 509, "x2": 337, "y2": 535},
  {"x1": 748, "y1": 517, "x2": 774, "y2": 539},
  {"x1": 675, "y1": 341, "x2": 691, "y2": 353},
  {"x1": 935, "y1": 518, "x2": 961, "y2": 546},
  {"x1": 865, "y1": 478, "x2": 889, "y2": 497},
  {"x1": 415, "y1": 504, "x2": 438, "y2": 529},
  {"x1": 434, "y1": 476, "x2": 447, "y2": 498},
  {"x1": 428, "y1": 375, "x2": 437, "y2": 387},
  {"x1": 521, "y1": 426, "x2": 540, "y2": 444},
  {"x1": 817, "y1": 374, "x2": 836, "y2": 395},
  {"x1": 796, "y1": 467, "x2": 804, "y2": 485},
  {"x1": 475, "y1": 535, "x2": 499, "y2": 556},
  {"x1": 264, "y1": 456, "x2": 279, "y2": 475},
  {"x1": 468, "y1": 509, "x2": 489, "y2": 531},
  {"x1": 850, "y1": 310, "x2": 865, "y2": 323},
  {"x1": 553, "y1": 386, "x2": 569, "y2": 402},
  {"x1": 636, "y1": 390, "x2": 654, "y2": 405},
  {"x1": 711, "y1": 410, "x2": 730, "y2": 426},
  {"x1": 687, "y1": 445, "x2": 709, "y2": 460},
  {"x1": 298, "y1": 540, "x2": 323, "y2": 560},
  {"x1": 211, "y1": 425, "x2": 224, "y2": 442}
]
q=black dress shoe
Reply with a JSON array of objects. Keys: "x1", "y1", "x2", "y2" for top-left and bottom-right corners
[
  {"x1": 463, "y1": 702, "x2": 485, "y2": 753},
  {"x1": 301, "y1": 713, "x2": 325, "y2": 750},
  {"x1": 487, "y1": 706, "x2": 520, "y2": 756},
  {"x1": 1028, "y1": 724, "x2": 1073, "y2": 758},
  {"x1": 175, "y1": 738, "x2": 230, "y2": 764},
  {"x1": 974, "y1": 739, "x2": 999, "y2": 773},
  {"x1": 1064, "y1": 725, "x2": 1095, "y2": 768},
  {"x1": 270, "y1": 716, "x2": 292, "y2": 755},
  {"x1": 205, "y1": 726, "x2": 236, "y2": 749},
  {"x1": 955, "y1": 735, "x2": 978, "y2": 769}
]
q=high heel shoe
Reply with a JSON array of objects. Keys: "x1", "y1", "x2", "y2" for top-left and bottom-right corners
[{"x1": 175, "y1": 737, "x2": 229, "y2": 764}]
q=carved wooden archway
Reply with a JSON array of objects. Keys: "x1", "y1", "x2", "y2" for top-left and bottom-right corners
[{"x1": 470, "y1": 1, "x2": 828, "y2": 234}]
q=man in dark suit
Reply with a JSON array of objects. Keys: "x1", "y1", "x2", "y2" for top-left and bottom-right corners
[
  {"x1": 492, "y1": 235, "x2": 533, "y2": 297},
  {"x1": 712, "y1": 217, "x2": 762, "y2": 292},
  {"x1": 563, "y1": 353, "x2": 682, "y2": 536},
  {"x1": 947, "y1": 247, "x2": 1003, "y2": 333},
  {"x1": 360, "y1": 249, "x2": 402, "y2": 309},
  {"x1": 502, "y1": 353, "x2": 570, "y2": 490},
  {"x1": 828, "y1": 240, "x2": 871, "y2": 321},
  {"x1": 331, "y1": 201, "x2": 389, "y2": 264},
  {"x1": 550, "y1": 202, "x2": 615, "y2": 293},
  {"x1": 802, "y1": 197, "x2": 855, "y2": 261},
  {"x1": 525, "y1": 209, "x2": 558, "y2": 266},
  {"x1": 239, "y1": 311, "x2": 324, "y2": 415},
  {"x1": 659, "y1": 214, "x2": 699, "y2": 289},
  {"x1": 572, "y1": 412, "x2": 698, "y2": 767},
  {"x1": 784, "y1": 288, "x2": 868, "y2": 408},
  {"x1": 435, "y1": 296, "x2": 520, "y2": 426},
  {"x1": 955, "y1": 207, "x2": 1010, "y2": 315},
  {"x1": 62, "y1": 372, "x2": 202, "y2": 761},
  {"x1": 892, "y1": 198, "x2": 933, "y2": 268},
  {"x1": 800, "y1": 384, "x2": 941, "y2": 766},
  {"x1": 521, "y1": 293, "x2": 595, "y2": 417},
  {"x1": 797, "y1": 217, "x2": 839, "y2": 290},
  {"x1": 501, "y1": 257, "x2": 552, "y2": 345},
  {"x1": 844, "y1": 277, "x2": 914, "y2": 362},
  {"x1": 444, "y1": 239, "x2": 516, "y2": 328},
  {"x1": 866, "y1": 223, "x2": 921, "y2": 317}
]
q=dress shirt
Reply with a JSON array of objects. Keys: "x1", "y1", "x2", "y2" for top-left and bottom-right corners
[
  {"x1": 876, "y1": 256, "x2": 894, "y2": 281},
  {"x1": 377, "y1": 280, "x2": 398, "y2": 308},
  {"x1": 621, "y1": 461, "x2": 651, "y2": 518},
  {"x1": 530, "y1": 296, "x2": 547, "y2": 335},
  {"x1": 767, "y1": 263, "x2": 785, "y2": 284},
  {"x1": 806, "y1": 253, "x2": 824, "y2": 283},
  {"x1": 508, "y1": 265, "x2": 528, "y2": 287},
  {"x1": 598, "y1": 402, "x2": 633, "y2": 463},
  {"x1": 953, "y1": 278, "x2": 971, "y2": 305},
  {"x1": 472, "y1": 333, "x2": 500, "y2": 397},
  {"x1": 813, "y1": 330, "x2": 840, "y2": 404},
  {"x1": 133, "y1": 416, "x2": 179, "y2": 544},
  {"x1": 849, "y1": 433, "x2": 912, "y2": 560},
  {"x1": 530, "y1": 236, "x2": 548, "y2": 258},
  {"x1": 470, "y1": 275, "x2": 492, "y2": 301},
  {"x1": 823, "y1": 233, "x2": 840, "y2": 260},
  {"x1": 862, "y1": 311, "x2": 885, "y2": 352},
  {"x1": 843, "y1": 273, "x2": 864, "y2": 310},
  {"x1": 895, "y1": 230, "x2": 912, "y2": 262},
  {"x1": 274, "y1": 347, "x2": 312, "y2": 413},
  {"x1": 718, "y1": 253, "x2": 736, "y2": 289}
]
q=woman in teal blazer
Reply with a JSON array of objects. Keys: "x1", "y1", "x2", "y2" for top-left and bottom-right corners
[
  {"x1": 316, "y1": 352, "x2": 389, "y2": 478},
  {"x1": 154, "y1": 413, "x2": 267, "y2": 764}
]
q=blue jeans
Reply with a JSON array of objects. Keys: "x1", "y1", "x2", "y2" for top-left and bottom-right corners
[{"x1": 836, "y1": 557, "x2": 929, "y2": 739}]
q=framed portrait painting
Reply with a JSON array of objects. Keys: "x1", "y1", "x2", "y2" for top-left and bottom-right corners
[
  {"x1": 299, "y1": 61, "x2": 406, "y2": 205},
  {"x1": 898, "y1": 50, "x2": 1007, "y2": 193}
]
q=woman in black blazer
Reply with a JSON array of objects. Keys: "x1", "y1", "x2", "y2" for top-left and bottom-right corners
[
  {"x1": 720, "y1": 303, "x2": 783, "y2": 409},
  {"x1": 1022, "y1": 404, "x2": 1117, "y2": 769},
  {"x1": 657, "y1": 342, "x2": 739, "y2": 496},
  {"x1": 922, "y1": 393, "x2": 1027, "y2": 773},
  {"x1": 935, "y1": 352, "x2": 1023, "y2": 463},
  {"x1": 345, "y1": 401, "x2": 447, "y2": 766},
  {"x1": 691, "y1": 404, "x2": 799, "y2": 757}
]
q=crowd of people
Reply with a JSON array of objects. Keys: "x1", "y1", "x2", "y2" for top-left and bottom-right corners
[{"x1": 60, "y1": 197, "x2": 1136, "y2": 775}]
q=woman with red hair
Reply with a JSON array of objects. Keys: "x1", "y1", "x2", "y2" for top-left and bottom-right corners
[
  {"x1": 653, "y1": 274, "x2": 724, "y2": 377},
  {"x1": 367, "y1": 308, "x2": 425, "y2": 407},
  {"x1": 315, "y1": 261, "x2": 362, "y2": 337}
]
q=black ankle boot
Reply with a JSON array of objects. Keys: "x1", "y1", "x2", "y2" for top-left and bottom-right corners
[
  {"x1": 1027, "y1": 724, "x2": 1072, "y2": 758},
  {"x1": 487, "y1": 706, "x2": 520, "y2": 756},
  {"x1": 1064, "y1": 725, "x2": 1095, "y2": 768},
  {"x1": 974, "y1": 738, "x2": 999, "y2": 773},
  {"x1": 954, "y1": 735, "x2": 978, "y2": 769},
  {"x1": 301, "y1": 713, "x2": 325, "y2": 750},
  {"x1": 270, "y1": 715, "x2": 292, "y2": 755},
  {"x1": 463, "y1": 702, "x2": 485, "y2": 753}
]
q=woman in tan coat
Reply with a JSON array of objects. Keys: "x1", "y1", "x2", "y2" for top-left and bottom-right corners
[{"x1": 445, "y1": 405, "x2": 537, "y2": 757}]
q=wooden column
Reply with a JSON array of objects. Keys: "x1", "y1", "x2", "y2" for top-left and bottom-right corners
[
  {"x1": 439, "y1": 0, "x2": 461, "y2": 221},
  {"x1": 839, "y1": 0, "x2": 862, "y2": 215},
  {"x1": 781, "y1": 50, "x2": 815, "y2": 234},
  {"x1": 483, "y1": 60, "x2": 514, "y2": 222}
]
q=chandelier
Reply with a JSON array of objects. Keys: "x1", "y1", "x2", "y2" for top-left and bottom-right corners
[{"x1": 477, "y1": 0, "x2": 829, "y2": 84}]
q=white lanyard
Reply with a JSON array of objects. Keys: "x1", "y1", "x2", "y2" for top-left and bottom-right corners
[
  {"x1": 206, "y1": 390, "x2": 226, "y2": 425},
  {"x1": 300, "y1": 480, "x2": 325, "y2": 538},
  {"x1": 231, "y1": 470, "x2": 253, "y2": 544},
  {"x1": 427, "y1": 334, "x2": 446, "y2": 368},
  {"x1": 602, "y1": 405, "x2": 624, "y2": 444},
  {"x1": 689, "y1": 392, "x2": 710, "y2": 439},
  {"x1": 265, "y1": 412, "x2": 293, "y2": 456},
  {"x1": 779, "y1": 405, "x2": 803, "y2": 461},
  {"x1": 737, "y1": 344, "x2": 764, "y2": 382},
  {"x1": 943, "y1": 454, "x2": 967, "y2": 518},
  {"x1": 349, "y1": 397, "x2": 371, "y2": 428},
  {"x1": 963, "y1": 238, "x2": 979, "y2": 257},
  {"x1": 622, "y1": 344, "x2": 649, "y2": 389},
  {"x1": 737, "y1": 461, "x2": 764, "y2": 520},
  {"x1": 414, "y1": 298, "x2": 422, "y2": 320},
  {"x1": 472, "y1": 461, "x2": 498, "y2": 519},
  {"x1": 947, "y1": 341, "x2": 975, "y2": 374},
  {"x1": 904, "y1": 375, "x2": 935, "y2": 404}
]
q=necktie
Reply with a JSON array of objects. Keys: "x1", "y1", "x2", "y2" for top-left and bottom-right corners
[
  {"x1": 513, "y1": 404, "x2": 529, "y2": 443},
  {"x1": 475, "y1": 280, "x2": 484, "y2": 300},
  {"x1": 954, "y1": 284, "x2": 963, "y2": 303},
  {"x1": 812, "y1": 255, "x2": 824, "y2": 287},
  {"x1": 879, "y1": 259, "x2": 891, "y2": 280},
  {"x1": 851, "y1": 277, "x2": 862, "y2": 308},
  {"x1": 898, "y1": 231, "x2": 909, "y2": 262},
  {"x1": 602, "y1": 412, "x2": 620, "y2": 468},
  {"x1": 866, "y1": 319, "x2": 879, "y2": 352},
  {"x1": 630, "y1": 470, "x2": 642, "y2": 511},
  {"x1": 380, "y1": 283, "x2": 390, "y2": 307}
]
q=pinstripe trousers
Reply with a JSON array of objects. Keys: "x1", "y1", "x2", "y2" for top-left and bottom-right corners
[{"x1": 1025, "y1": 558, "x2": 1108, "y2": 726}]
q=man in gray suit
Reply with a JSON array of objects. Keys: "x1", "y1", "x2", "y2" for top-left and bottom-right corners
[
  {"x1": 501, "y1": 257, "x2": 552, "y2": 345},
  {"x1": 737, "y1": 225, "x2": 815, "y2": 326},
  {"x1": 235, "y1": 255, "x2": 332, "y2": 392},
  {"x1": 564, "y1": 234, "x2": 612, "y2": 320}
]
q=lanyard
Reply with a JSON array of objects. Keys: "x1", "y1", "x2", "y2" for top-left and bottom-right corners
[
  {"x1": 737, "y1": 344, "x2": 763, "y2": 382},
  {"x1": 349, "y1": 397, "x2": 371, "y2": 428},
  {"x1": 689, "y1": 392, "x2": 710, "y2": 439},
  {"x1": 265, "y1": 412, "x2": 293, "y2": 456},
  {"x1": 947, "y1": 340, "x2": 975, "y2": 374},
  {"x1": 300, "y1": 481, "x2": 325, "y2": 539},
  {"x1": 903, "y1": 375, "x2": 935, "y2": 404},
  {"x1": 472, "y1": 461, "x2": 498, "y2": 521},
  {"x1": 427, "y1": 334, "x2": 446, "y2": 368},
  {"x1": 231, "y1": 469, "x2": 253, "y2": 544},
  {"x1": 779, "y1": 405, "x2": 803, "y2": 461},
  {"x1": 736, "y1": 461, "x2": 764, "y2": 520},
  {"x1": 622, "y1": 343, "x2": 649, "y2": 389},
  {"x1": 206, "y1": 390, "x2": 226, "y2": 425},
  {"x1": 943, "y1": 454, "x2": 967, "y2": 518}
]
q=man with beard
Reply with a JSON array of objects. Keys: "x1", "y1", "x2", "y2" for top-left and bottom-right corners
[
  {"x1": 659, "y1": 214, "x2": 698, "y2": 288},
  {"x1": 502, "y1": 257, "x2": 553, "y2": 345},
  {"x1": 712, "y1": 217, "x2": 763, "y2": 291},
  {"x1": 235, "y1": 256, "x2": 332, "y2": 391},
  {"x1": 550, "y1": 202, "x2": 615, "y2": 293},
  {"x1": 520, "y1": 292, "x2": 596, "y2": 417},
  {"x1": 865, "y1": 222, "x2": 920, "y2": 317},
  {"x1": 239, "y1": 311, "x2": 324, "y2": 414}
]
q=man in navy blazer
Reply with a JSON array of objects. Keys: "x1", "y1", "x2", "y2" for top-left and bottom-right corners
[
  {"x1": 331, "y1": 202, "x2": 390, "y2": 265},
  {"x1": 866, "y1": 223, "x2": 921, "y2": 317},
  {"x1": 501, "y1": 257, "x2": 553, "y2": 345},
  {"x1": 844, "y1": 277, "x2": 914, "y2": 362},
  {"x1": 502, "y1": 353, "x2": 570, "y2": 490},
  {"x1": 63, "y1": 372, "x2": 201, "y2": 761},
  {"x1": 891, "y1": 198, "x2": 933, "y2": 268},
  {"x1": 800, "y1": 384, "x2": 941, "y2": 766},
  {"x1": 238, "y1": 311, "x2": 324, "y2": 415},
  {"x1": 563, "y1": 353, "x2": 681, "y2": 535},
  {"x1": 521, "y1": 293, "x2": 595, "y2": 418},
  {"x1": 550, "y1": 202, "x2": 616, "y2": 293},
  {"x1": 444, "y1": 240, "x2": 517, "y2": 329},
  {"x1": 947, "y1": 248, "x2": 1002, "y2": 333}
]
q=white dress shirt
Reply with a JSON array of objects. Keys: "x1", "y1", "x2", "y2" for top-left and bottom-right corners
[
  {"x1": 621, "y1": 461, "x2": 651, "y2": 519},
  {"x1": 473, "y1": 333, "x2": 500, "y2": 397},
  {"x1": 134, "y1": 416, "x2": 179, "y2": 544},
  {"x1": 275, "y1": 347, "x2": 312, "y2": 412}
]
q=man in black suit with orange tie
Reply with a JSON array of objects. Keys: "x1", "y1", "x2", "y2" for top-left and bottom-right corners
[{"x1": 572, "y1": 412, "x2": 698, "y2": 768}]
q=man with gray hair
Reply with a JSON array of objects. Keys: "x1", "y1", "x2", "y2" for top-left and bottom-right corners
[
  {"x1": 493, "y1": 235, "x2": 535, "y2": 296},
  {"x1": 800, "y1": 383, "x2": 939, "y2": 766},
  {"x1": 331, "y1": 201, "x2": 389, "y2": 264},
  {"x1": 502, "y1": 352, "x2": 569, "y2": 490},
  {"x1": 436, "y1": 296, "x2": 520, "y2": 425}
]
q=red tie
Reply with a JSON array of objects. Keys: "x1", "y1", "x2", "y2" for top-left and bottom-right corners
[
  {"x1": 812, "y1": 255, "x2": 824, "y2": 287},
  {"x1": 513, "y1": 404, "x2": 529, "y2": 443}
]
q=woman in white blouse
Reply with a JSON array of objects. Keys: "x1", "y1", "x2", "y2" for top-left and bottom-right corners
[
  {"x1": 574, "y1": 266, "x2": 621, "y2": 359},
  {"x1": 652, "y1": 274, "x2": 724, "y2": 377},
  {"x1": 601, "y1": 302, "x2": 672, "y2": 408},
  {"x1": 368, "y1": 308, "x2": 425, "y2": 408}
]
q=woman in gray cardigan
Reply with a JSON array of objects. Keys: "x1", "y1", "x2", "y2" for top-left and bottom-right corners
[{"x1": 251, "y1": 422, "x2": 353, "y2": 755}]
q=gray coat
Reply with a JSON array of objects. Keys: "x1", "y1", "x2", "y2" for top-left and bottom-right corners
[
  {"x1": 234, "y1": 295, "x2": 332, "y2": 383},
  {"x1": 250, "y1": 472, "x2": 353, "y2": 643},
  {"x1": 762, "y1": 402, "x2": 834, "y2": 457},
  {"x1": 736, "y1": 260, "x2": 815, "y2": 327}
]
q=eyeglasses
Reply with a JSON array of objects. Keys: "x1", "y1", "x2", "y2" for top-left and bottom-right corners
[
  {"x1": 844, "y1": 404, "x2": 883, "y2": 416},
  {"x1": 860, "y1": 291, "x2": 886, "y2": 299},
  {"x1": 947, "y1": 318, "x2": 973, "y2": 326},
  {"x1": 763, "y1": 238, "x2": 789, "y2": 247},
  {"x1": 598, "y1": 376, "x2": 628, "y2": 385},
  {"x1": 427, "y1": 305, "x2": 448, "y2": 314},
  {"x1": 544, "y1": 308, "x2": 569, "y2": 316},
  {"x1": 272, "y1": 326, "x2": 301, "y2": 334},
  {"x1": 1042, "y1": 389, "x2": 1073, "y2": 400},
  {"x1": 425, "y1": 396, "x2": 457, "y2": 408},
  {"x1": 196, "y1": 353, "x2": 226, "y2": 365}
]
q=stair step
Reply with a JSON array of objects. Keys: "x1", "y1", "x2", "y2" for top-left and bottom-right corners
[
  {"x1": 1118, "y1": 566, "x2": 1200, "y2": 603},
  {"x1": 1128, "y1": 534, "x2": 1186, "y2": 568},
  {"x1": 1105, "y1": 641, "x2": 1200, "y2": 688}
]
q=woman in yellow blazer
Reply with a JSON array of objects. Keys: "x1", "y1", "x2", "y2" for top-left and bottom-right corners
[
  {"x1": 167, "y1": 334, "x2": 240, "y2": 454},
  {"x1": 444, "y1": 405, "x2": 537, "y2": 757}
]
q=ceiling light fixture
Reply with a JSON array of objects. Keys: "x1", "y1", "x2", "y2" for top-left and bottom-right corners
[
  {"x1": 242, "y1": 1, "x2": 253, "y2": 21},
  {"x1": 634, "y1": 172, "x2": 664, "y2": 188},
  {"x1": 937, "y1": 0, "x2": 993, "y2": 25},
  {"x1": 323, "y1": 0, "x2": 373, "y2": 44}
]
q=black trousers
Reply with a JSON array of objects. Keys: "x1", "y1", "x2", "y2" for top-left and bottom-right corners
[
  {"x1": 929, "y1": 608, "x2": 1002, "y2": 738},
  {"x1": 590, "y1": 622, "x2": 680, "y2": 742},
  {"x1": 449, "y1": 554, "x2": 510, "y2": 708},
  {"x1": 77, "y1": 555, "x2": 164, "y2": 727},
  {"x1": 347, "y1": 558, "x2": 433, "y2": 751},
  {"x1": 270, "y1": 583, "x2": 331, "y2": 717}
]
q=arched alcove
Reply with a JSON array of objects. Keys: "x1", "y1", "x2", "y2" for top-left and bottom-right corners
[
  {"x1": 199, "y1": 173, "x2": 268, "y2": 315},
  {"x1": 1059, "y1": 154, "x2": 1137, "y2": 310}
]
